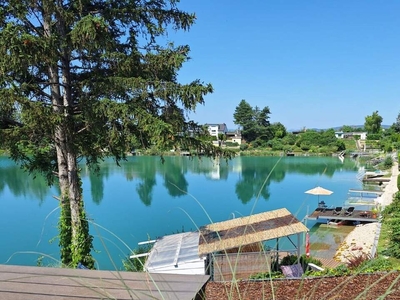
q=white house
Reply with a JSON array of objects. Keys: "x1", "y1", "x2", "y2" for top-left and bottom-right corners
[
  {"x1": 335, "y1": 131, "x2": 367, "y2": 140},
  {"x1": 206, "y1": 123, "x2": 228, "y2": 138}
]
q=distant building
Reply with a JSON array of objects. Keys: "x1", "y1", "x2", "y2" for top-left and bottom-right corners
[
  {"x1": 335, "y1": 131, "x2": 367, "y2": 140},
  {"x1": 206, "y1": 123, "x2": 228, "y2": 138},
  {"x1": 226, "y1": 129, "x2": 242, "y2": 145}
]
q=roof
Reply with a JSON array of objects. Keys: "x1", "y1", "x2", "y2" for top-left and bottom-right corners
[
  {"x1": 0, "y1": 264, "x2": 210, "y2": 300},
  {"x1": 198, "y1": 208, "x2": 308, "y2": 256},
  {"x1": 145, "y1": 231, "x2": 206, "y2": 275},
  {"x1": 205, "y1": 123, "x2": 228, "y2": 131}
]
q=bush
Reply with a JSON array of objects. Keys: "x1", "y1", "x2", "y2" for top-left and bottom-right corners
[
  {"x1": 347, "y1": 253, "x2": 371, "y2": 269},
  {"x1": 123, "y1": 244, "x2": 152, "y2": 272},
  {"x1": 367, "y1": 133, "x2": 382, "y2": 140},
  {"x1": 383, "y1": 156, "x2": 393, "y2": 168},
  {"x1": 357, "y1": 256, "x2": 395, "y2": 273},
  {"x1": 310, "y1": 264, "x2": 351, "y2": 277},
  {"x1": 240, "y1": 143, "x2": 249, "y2": 151},
  {"x1": 225, "y1": 141, "x2": 239, "y2": 147},
  {"x1": 269, "y1": 139, "x2": 284, "y2": 151},
  {"x1": 398, "y1": 175, "x2": 400, "y2": 190},
  {"x1": 336, "y1": 140, "x2": 346, "y2": 151}
]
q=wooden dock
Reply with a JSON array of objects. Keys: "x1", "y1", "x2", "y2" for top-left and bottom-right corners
[
  {"x1": 307, "y1": 207, "x2": 379, "y2": 223},
  {"x1": 348, "y1": 189, "x2": 383, "y2": 196},
  {"x1": 0, "y1": 264, "x2": 209, "y2": 300},
  {"x1": 363, "y1": 177, "x2": 390, "y2": 183}
]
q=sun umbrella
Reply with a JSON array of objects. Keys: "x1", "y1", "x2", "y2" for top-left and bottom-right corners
[{"x1": 305, "y1": 186, "x2": 333, "y2": 206}]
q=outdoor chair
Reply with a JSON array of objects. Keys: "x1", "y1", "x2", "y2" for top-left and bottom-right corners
[
  {"x1": 344, "y1": 207, "x2": 355, "y2": 216},
  {"x1": 332, "y1": 207, "x2": 342, "y2": 215},
  {"x1": 318, "y1": 201, "x2": 327, "y2": 209},
  {"x1": 280, "y1": 263, "x2": 304, "y2": 278}
]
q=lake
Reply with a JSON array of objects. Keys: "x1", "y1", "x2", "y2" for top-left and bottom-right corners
[{"x1": 0, "y1": 155, "x2": 364, "y2": 270}]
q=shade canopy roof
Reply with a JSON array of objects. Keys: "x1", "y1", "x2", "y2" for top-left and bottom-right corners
[
  {"x1": 145, "y1": 231, "x2": 206, "y2": 275},
  {"x1": 305, "y1": 186, "x2": 333, "y2": 196},
  {"x1": 198, "y1": 208, "x2": 308, "y2": 256}
]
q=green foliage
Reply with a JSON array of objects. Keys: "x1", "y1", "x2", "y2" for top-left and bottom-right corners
[
  {"x1": 346, "y1": 253, "x2": 371, "y2": 269},
  {"x1": 383, "y1": 156, "x2": 393, "y2": 169},
  {"x1": 267, "y1": 139, "x2": 284, "y2": 151},
  {"x1": 295, "y1": 129, "x2": 342, "y2": 153},
  {"x1": 225, "y1": 141, "x2": 239, "y2": 147},
  {"x1": 364, "y1": 111, "x2": 383, "y2": 134},
  {"x1": 249, "y1": 271, "x2": 284, "y2": 280},
  {"x1": 336, "y1": 140, "x2": 346, "y2": 151},
  {"x1": 0, "y1": 0, "x2": 233, "y2": 269},
  {"x1": 381, "y1": 192, "x2": 400, "y2": 259},
  {"x1": 392, "y1": 112, "x2": 400, "y2": 133},
  {"x1": 123, "y1": 244, "x2": 152, "y2": 272},
  {"x1": 310, "y1": 264, "x2": 351, "y2": 277},
  {"x1": 233, "y1": 100, "x2": 273, "y2": 143},
  {"x1": 282, "y1": 133, "x2": 298, "y2": 146},
  {"x1": 58, "y1": 195, "x2": 95, "y2": 269},
  {"x1": 240, "y1": 143, "x2": 249, "y2": 151},
  {"x1": 340, "y1": 125, "x2": 365, "y2": 132},
  {"x1": 270, "y1": 122, "x2": 287, "y2": 139},
  {"x1": 357, "y1": 256, "x2": 396, "y2": 273}
]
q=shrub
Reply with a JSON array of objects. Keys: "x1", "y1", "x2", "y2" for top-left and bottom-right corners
[
  {"x1": 312, "y1": 264, "x2": 351, "y2": 277},
  {"x1": 225, "y1": 141, "x2": 239, "y2": 147},
  {"x1": 347, "y1": 253, "x2": 371, "y2": 269},
  {"x1": 367, "y1": 133, "x2": 381, "y2": 140},
  {"x1": 336, "y1": 140, "x2": 346, "y2": 151},
  {"x1": 269, "y1": 139, "x2": 284, "y2": 151},
  {"x1": 383, "y1": 156, "x2": 393, "y2": 168},
  {"x1": 397, "y1": 175, "x2": 400, "y2": 190},
  {"x1": 240, "y1": 143, "x2": 248, "y2": 151},
  {"x1": 300, "y1": 142, "x2": 311, "y2": 151},
  {"x1": 357, "y1": 256, "x2": 395, "y2": 273},
  {"x1": 123, "y1": 244, "x2": 152, "y2": 272},
  {"x1": 249, "y1": 271, "x2": 284, "y2": 280}
]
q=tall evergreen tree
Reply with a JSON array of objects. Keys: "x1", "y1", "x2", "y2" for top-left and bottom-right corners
[
  {"x1": 0, "y1": 0, "x2": 230, "y2": 268},
  {"x1": 233, "y1": 100, "x2": 272, "y2": 143}
]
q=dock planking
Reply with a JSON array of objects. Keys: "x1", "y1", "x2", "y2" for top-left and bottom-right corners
[
  {"x1": 0, "y1": 264, "x2": 209, "y2": 300},
  {"x1": 307, "y1": 207, "x2": 379, "y2": 223}
]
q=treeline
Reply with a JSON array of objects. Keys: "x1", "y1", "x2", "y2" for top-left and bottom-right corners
[{"x1": 231, "y1": 100, "x2": 400, "y2": 154}]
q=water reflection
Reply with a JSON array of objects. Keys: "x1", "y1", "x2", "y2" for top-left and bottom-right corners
[
  {"x1": 0, "y1": 159, "x2": 54, "y2": 204},
  {"x1": 0, "y1": 156, "x2": 358, "y2": 206}
]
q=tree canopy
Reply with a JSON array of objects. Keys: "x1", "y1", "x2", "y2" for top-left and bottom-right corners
[
  {"x1": 364, "y1": 111, "x2": 383, "y2": 134},
  {"x1": 0, "y1": 0, "x2": 230, "y2": 268},
  {"x1": 233, "y1": 99, "x2": 273, "y2": 143}
]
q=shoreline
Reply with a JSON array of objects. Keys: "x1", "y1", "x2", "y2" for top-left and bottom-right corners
[{"x1": 334, "y1": 162, "x2": 399, "y2": 262}]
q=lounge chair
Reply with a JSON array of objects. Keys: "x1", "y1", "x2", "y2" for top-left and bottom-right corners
[
  {"x1": 280, "y1": 263, "x2": 304, "y2": 278},
  {"x1": 332, "y1": 207, "x2": 342, "y2": 215},
  {"x1": 344, "y1": 207, "x2": 355, "y2": 216}
]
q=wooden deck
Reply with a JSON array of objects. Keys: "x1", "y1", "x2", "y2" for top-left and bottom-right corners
[
  {"x1": 0, "y1": 264, "x2": 209, "y2": 300},
  {"x1": 307, "y1": 207, "x2": 379, "y2": 223}
]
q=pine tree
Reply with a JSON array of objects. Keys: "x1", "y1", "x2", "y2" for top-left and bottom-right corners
[{"x1": 0, "y1": 0, "x2": 230, "y2": 268}]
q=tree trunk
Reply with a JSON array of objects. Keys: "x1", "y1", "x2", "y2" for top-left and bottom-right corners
[{"x1": 44, "y1": 12, "x2": 93, "y2": 268}]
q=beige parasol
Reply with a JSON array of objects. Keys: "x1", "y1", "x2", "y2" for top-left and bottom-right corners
[{"x1": 305, "y1": 186, "x2": 333, "y2": 206}]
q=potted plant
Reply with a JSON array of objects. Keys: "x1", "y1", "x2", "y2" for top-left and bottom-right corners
[{"x1": 371, "y1": 207, "x2": 378, "y2": 218}]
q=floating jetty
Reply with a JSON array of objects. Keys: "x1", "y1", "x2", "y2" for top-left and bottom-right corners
[
  {"x1": 306, "y1": 207, "x2": 379, "y2": 224},
  {"x1": 348, "y1": 189, "x2": 383, "y2": 196}
]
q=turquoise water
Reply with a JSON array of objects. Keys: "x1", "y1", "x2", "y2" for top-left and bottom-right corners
[{"x1": 0, "y1": 156, "x2": 363, "y2": 269}]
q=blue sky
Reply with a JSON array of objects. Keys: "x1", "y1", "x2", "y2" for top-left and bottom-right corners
[{"x1": 166, "y1": 0, "x2": 400, "y2": 130}]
